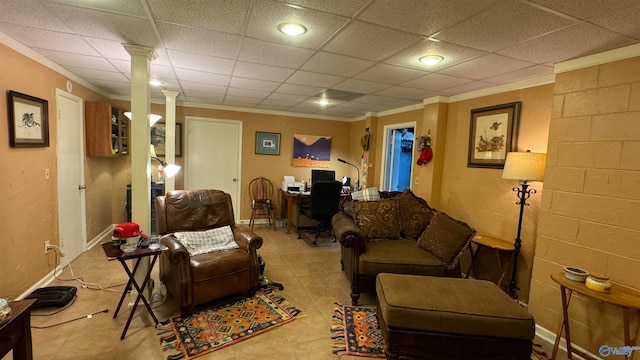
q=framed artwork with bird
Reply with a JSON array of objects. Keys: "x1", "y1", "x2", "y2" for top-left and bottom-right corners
[{"x1": 467, "y1": 101, "x2": 521, "y2": 169}]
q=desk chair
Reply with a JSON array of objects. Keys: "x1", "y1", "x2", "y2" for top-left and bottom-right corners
[
  {"x1": 248, "y1": 177, "x2": 277, "y2": 231},
  {"x1": 300, "y1": 180, "x2": 342, "y2": 244}
]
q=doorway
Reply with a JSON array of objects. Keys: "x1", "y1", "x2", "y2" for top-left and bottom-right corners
[
  {"x1": 184, "y1": 117, "x2": 242, "y2": 220},
  {"x1": 55, "y1": 89, "x2": 87, "y2": 262},
  {"x1": 380, "y1": 122, "x2": 415, "y2": 192}
]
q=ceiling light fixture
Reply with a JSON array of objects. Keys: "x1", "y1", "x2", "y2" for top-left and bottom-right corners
[
  {"x1": 278, "y1": 22, "x2": 307, "y2": 36},
  {"x1": 124, "y1": 112, "x2": 163, "y2": 126},
  {"x1": 419, "y1": 55, "x2": 444, "y2": 66},
  {"x1": 317, "y1": 99, "x2": 331, "y2": 106},
  {"x1": 149, "y1": 79, "x2": 164, "y2": 86}
]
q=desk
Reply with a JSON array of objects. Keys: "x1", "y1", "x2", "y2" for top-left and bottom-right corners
[
  {"x1": 101, "y1": 242, "x2": 166, "y2": 339},
  {"x1": 280, "y1": 190, "x2": 349, "y2": 234},
  {"x1": 550, "y1": 272, "x2": 640, "y2": 360},
  {"x1": 0, "y1": 299, "x2": 36, "y2": 360},
  {"x1": 465, "y1": 234, "x2": 515, "y2": 288}
]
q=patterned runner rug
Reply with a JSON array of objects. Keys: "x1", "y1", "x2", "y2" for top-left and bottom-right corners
[
  {"x1": 330, "y1": 303, "x2": 549, "y2": 359},
  {"x1": 158, "y1": 290, "x2": 301, "y2": 360}
]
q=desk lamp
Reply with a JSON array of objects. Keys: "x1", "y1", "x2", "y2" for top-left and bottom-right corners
[{"x1": 338, "y1": 158, "x2": 361, "y2": 191}]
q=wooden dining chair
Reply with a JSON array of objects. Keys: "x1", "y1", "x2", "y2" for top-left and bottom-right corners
[{"x1": 248, "y1": 177, "x2": 277, "y2": 231}]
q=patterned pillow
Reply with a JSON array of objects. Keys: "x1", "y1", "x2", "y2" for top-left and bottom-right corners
[
  {"x1": 174, "y1": 225, "x2": 239, "y2": 256},
  {"x1": 354, "y1": 199, "x2": 401, "y2": 239},
  {"x1": 417, "y1": 211, "x2": 476, "y2": 269},
  {"x1": 351, "y1": 187, "x2": 381, "y2": 201},
  {"x1": 397, "y1": 189, "x2": 435, "y2": 239}
]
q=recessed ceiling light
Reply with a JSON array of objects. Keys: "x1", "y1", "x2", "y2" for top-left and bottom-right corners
[
  {"x1": 149, "y1": 79, "x2": 164, "y2": 86},
  {"x1": 278, "y1": 22, "x2": 307, "y2": 37},
  {"x1": 317, "y1": 99, "x2": 331, "y2": 105},
  {"x1": 419, "y1": 55, "x2": 444, "y2": 66}
]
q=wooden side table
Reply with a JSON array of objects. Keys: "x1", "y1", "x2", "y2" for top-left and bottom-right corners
[
  {"x1": 550, "y1": 272, "x2": 640, "y2": 360},
  {"x1": 465, "y1": 234, "x2": 515, "y2": 288},
  {"x1": 0, "y1": 299, "x2": 36, "y2": 360}
]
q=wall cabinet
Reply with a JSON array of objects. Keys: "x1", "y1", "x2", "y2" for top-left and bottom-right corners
[{"x1": 85, "y1": 101, "x2": 129, "y2": 157}]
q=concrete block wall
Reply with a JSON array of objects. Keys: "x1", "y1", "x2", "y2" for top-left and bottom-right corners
[{"x1": 529, "y1": 55, "x2": 640, "y2": 353}]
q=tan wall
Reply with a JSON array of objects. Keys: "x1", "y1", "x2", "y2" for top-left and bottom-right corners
[{"x1": 529, "y1": 56, "x2": 640, "y2": 352}]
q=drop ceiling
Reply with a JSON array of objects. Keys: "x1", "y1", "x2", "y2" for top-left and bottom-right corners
[{"x1": 1, "y1": 0, "x2": 639, "y2": 120}]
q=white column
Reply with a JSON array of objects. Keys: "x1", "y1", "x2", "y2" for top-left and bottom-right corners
[
  {"x1": 162, "y1": 90, "x2": 179, "y2": 192},
  {"x1": 124, "y1": 44, "x2": 157, "y2": 302}
]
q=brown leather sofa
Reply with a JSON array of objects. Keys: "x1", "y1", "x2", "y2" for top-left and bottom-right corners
[
  {"x1": 156, "y1": 189, "x2": 263, "y2": 316},
  {"x1": 333, "y1": 190, "x2": 469, "y2": 305}
]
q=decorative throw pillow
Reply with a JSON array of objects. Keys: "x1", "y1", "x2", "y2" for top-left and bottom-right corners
[
  {"x1": 417, "y1": 211, "x2": 476, "y2": 269},
  {"x1": 354, "y1": 199, "x2": 401, "y2": 239},
  {"x1": 397, "y1": 189, "x2": 435, "y2": 239},
  {"x1": 174, "y1": 225, "x2": 239, "y2": 256},
  {"x1": 351, "y1": 187, "x2": 381, "y2": 202}
]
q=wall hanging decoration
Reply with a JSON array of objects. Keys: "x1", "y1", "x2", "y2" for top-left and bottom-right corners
[
  {"x1": 151, "y1": 122, "x2": 183, "y2": 157},
  {"x1": 416, "y1": 130, "x2": 432, "y2": 165},
  {"x1": 255, "y1": 131, "x2": 281, "y2": 155},
  {"x1": 360, "y1": 127, "x2": 370, "y2": 151},
  {"x1": 7, "y1": 90, "x2": 49, "y2": 147},
  {"x1": 292, "y1": 134, "x2": 331, "y2": 167},
  {"x1": 467, "y1": 101, "x2": 521, "y2": 169}
]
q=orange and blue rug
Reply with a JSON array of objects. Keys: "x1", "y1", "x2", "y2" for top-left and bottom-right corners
[{"x1": 158, "y1": 290, "x2": 301, "y2": 360}]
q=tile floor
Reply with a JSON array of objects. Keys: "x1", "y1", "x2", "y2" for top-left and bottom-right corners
[{"x1": 9, "y1": 225, "x2": 567, "y2": 360}]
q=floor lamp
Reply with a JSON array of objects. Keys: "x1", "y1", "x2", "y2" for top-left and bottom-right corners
[{"x1": 502, "y1": 151, "x2": 546, "y2": 300}]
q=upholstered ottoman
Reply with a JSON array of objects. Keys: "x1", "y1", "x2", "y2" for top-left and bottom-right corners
[{"x1": 376, "y1": 273, "x2": 535, "y2": 360}]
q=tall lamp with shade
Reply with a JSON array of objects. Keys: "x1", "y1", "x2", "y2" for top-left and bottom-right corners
[
  {"x1": 501, "y1": 150, "x2": 546, "y2": 300},
  {"x1": 150, "y1": 144, "x2": 181, "y2": 182}
]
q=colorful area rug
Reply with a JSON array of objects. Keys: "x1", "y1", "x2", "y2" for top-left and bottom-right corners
[
  {"x1": 158, "y1": 290, "x2": 301, "y2": 360},
  {"x1": 330, "y1": 303, "x2": 549, "y2": 360}
]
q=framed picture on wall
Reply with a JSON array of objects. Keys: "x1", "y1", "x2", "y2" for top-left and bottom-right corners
[
  {"x1": 255, "y1": 131, "x2": 280, "y2": 155},
  {"x1": 151, "y1": 122, "x2": 182, "y2": 157},
  {"x1": 7, "y1": 90, "x2": 49, "y2": 147},
  {"x1": 467, "y1": 101, "x2": 521, "y2": 169}
]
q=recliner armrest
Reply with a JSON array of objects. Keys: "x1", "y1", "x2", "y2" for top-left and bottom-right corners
[
  {"x1": 232, "y1": 225, "x2": 263, "y2": 253},
  {"x1": 160, "y1": 234, "x2": 190, "y2": 265},
  {"x1": 332, "y1": 212, "x2": 365, "y2": 248}
]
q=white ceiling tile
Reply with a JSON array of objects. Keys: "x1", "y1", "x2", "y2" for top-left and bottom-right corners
[
  {"x1": 401, "y1": 73, "x2": 473, "y2": 91},
  {"x1": 157, "y1": 22, "x2": 241, "y2": 59},
  {"x1": 260, "y1": 99, "x2": 301, "y2": 108},
  {"x1": 33, "y1": 49, "x2": 115, "y2": 70},
  {"x1": 275, "y1": 83, "x2": 325, "y2": 96},
  {"x1": 351, "y1": 94, "x2": 405, "y2": 106},
  {"x1": 238, "y1": 38, "x2": 315, "y2": 68},
  {"x1": 180, "y1": 81, "x2": 228, "y2": 95},
  {"x1": 256, "y1": 103, "x2": 293, "y2": 111},
  {"x1": 174, "y1": 68, "x2": 230, "y2": 86},
  {"x1": 588, "y1": 3, "x2": 640, "y2": 40},
  {"x1": 484, "y1": 65, "x2": 554, "y2": 84},
  {"x1": 184, "y1": 95, "x2": 224, "y2": 105},
  {"x1": 497, "y1": 22, "x2": 635, "y2": 64},
  {"x1": 358, "y1": 0, "x2": 498, "y2": 36},
  {"x1": 83, "y1": 38, "x2": 131, "y2": 61},
  {"x1": 267, "y1": 92, "x2": 309, "y2": 102},
  {"x1": 233, "y1": 62, "x2": 295, "y2": 82},
  {"x1": 323, "y1": 20, "x2": 422, "y2": 61},
  {"x1": 0, "y1": 0, "x2": 73, "y2": 32},
  {"x1": 246, "y1": 0, "x2": 349, "y2": 49},
  {"x1": 65, "y1": 66, "x2": 128, "y2": 82},
  {"x1": 374, "y1": 86, "x2": 431, "y2": 100},
  {"x1": 528, "y1": 0, "x2": 639, "y2": 20},
  {"x1": 223, "y1": 95, "x2": 264, "y2": 105},
  {"x1": 50, "y1": 0, "x2": 149, "y2": 17},
  {"x1": 275, "y1": 0, "x2": 370, "y2": 17},
  {"x1": 148, "y1": 0, "x2": 251, "y2": 34},
  {"x1": 384, "y1": 39, "x2": 488, "y2": 71},
  {"x1": 302, "y1": 52, "x2": 374, "y2": 77},
  {"x1": 355, "y1": 64, "x2": 429, "y2": 84},
  {"x1": 441, "y1": 81, "x2": 500, "y2": 95},
  {"x1": 438, "y1": 54, "x2": 535, "y2": 80},
  {"x1": 0, "y1": 24, "x2": 99, "y2": 55},
  {"x1": 108, "y1": 59, "x2": 131, "y2": 74},
  {"x1": 434, "y1": 1, "x2": 576, "y2": 52},
  {"x1": 226, "y1": 88, "x2": 271, "y2": 99},
  {"x1": 229, "y1": 77, "x2": 280, "y2": 92},
  {"x1": 167, "y1": 50, "x2": 235, "y2": 75},
  {"x1": 286, "y1": 71, "x2": 344, "y2": 88},
  {"x1": 150, "y1": 64, "x2": 177, "y2": 80},
  {"x1": 182, "y1": 90, "x2": 225, "y2": 102},
  {"x1": 332, "y1": 79, "x2": 390, "y2": 94},
  {"x1": 90, "y1": 79, "x2": 131, "y2": 91}
]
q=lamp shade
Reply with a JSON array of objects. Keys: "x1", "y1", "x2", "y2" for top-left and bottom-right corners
[
  {"x1": 149, "y1": 144, "x2": 157, "y2": 158},
  {"x1": 124, "y1": 112, "x2": 163, "y2": 126},
  {"x1": 502, "y1": 152, "x2": 546, "y2": 181}
]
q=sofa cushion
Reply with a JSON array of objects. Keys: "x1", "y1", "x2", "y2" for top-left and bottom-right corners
[
  {"x1": 354, "y1": 199, "x2": 401, "y2": 239},
  {"x1": 397, "y1": 189, "x2": 435, "y2": 239},
  {"x1": 417, "y1": 211, "x2": 476, "y2": 270},
  {"x1": 359, "y1": 239, "x2": 459, "y2": 277},
  {"x1": 174, "y1": 225, "x2": 239, "y2": 256},
  {"x1": 351, "y1": 187, "x2": 381, "y2": 201}
]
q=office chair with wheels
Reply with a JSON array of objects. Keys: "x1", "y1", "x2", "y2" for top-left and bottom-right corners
[
  {"x1": 300, "y1": 180, "x2": 342, "y2": 244},
  {"x1": 248, "y1": 177, "x2": 277, "y2": 231}
]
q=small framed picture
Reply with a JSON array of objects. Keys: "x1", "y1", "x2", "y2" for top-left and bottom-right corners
[
  {"x1": 467, "y1": 101, "x2": 521, "y2": 169},
  {"x1": 7, "y1": 91, "x2": 49, "y2": 147},
  {"x1": 256, "y1": 132, "x2": 280, "y2": 155},
  {"x1": 151, "y1": 122, "x2": 182, "y2": 157}
]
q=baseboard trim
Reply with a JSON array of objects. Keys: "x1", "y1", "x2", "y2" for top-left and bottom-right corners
[
  {"x1": 534, "y1": 324, "x2": 598, "y2": 360},
  {"x1": 87, "y1": 225, "x2": 114, "y2": 250}
]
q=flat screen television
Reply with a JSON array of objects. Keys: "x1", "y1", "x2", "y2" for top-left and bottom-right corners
[{"x1": 311, "y1": 169, "x2": 336, "y2": 186}]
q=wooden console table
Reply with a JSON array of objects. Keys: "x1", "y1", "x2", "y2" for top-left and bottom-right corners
[
  {"x1": 465, "y1": 234, "x2": 515, "y2": 288},
  {"x1": 0, "y1": 299, "x2": 36, "y2": 360},
  {"x1": 550, "y1": 272, "x2": 640, "y2": 359}
]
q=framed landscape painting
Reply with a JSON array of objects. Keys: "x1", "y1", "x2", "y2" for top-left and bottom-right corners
[{"x1": 467, "y1": 102, "x2": 521, "y2": 169}]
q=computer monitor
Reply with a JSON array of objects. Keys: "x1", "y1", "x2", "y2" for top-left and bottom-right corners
[{"x1": 311, "y1": 169, "x2": 336, "y2": 186}]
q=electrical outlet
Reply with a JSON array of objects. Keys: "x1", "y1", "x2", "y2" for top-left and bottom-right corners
[{"x1": 45, "y1": 240, "x2": 51, "y2": 254}]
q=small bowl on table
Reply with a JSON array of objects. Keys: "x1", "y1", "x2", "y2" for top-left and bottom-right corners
[
  {"x1": 120, "y1": 242, "x2": 137, "y2": 253},
  {"x1": 564, "y1": 266, "x2": 589, "y2": 282}
]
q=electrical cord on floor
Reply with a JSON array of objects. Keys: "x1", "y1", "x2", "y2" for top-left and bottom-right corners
[
  {"x1": 30, "y1": 295, "x2": 78, "y2": 316},
  {"x1": 31, "y1": 308, "x2": 109, "y2": 329},
  {"x1": 48, "y1": 244, "x2": 125, "y2": 293}
]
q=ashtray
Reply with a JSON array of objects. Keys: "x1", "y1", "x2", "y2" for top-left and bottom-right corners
[
  {"x1": 120, "y1": 243, "x2": 137, "y2": 253},
  {"x1": 564, "y1": 266, "x2": 589, "y2": 282}
]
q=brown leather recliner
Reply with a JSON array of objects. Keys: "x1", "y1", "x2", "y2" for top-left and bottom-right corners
[{"x1": 156, "y1": 189, "x2": 263, "y2": 316}]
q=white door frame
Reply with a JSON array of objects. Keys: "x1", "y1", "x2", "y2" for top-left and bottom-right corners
[
  {"x1": 379, "y1": 121, "x2": 416, "y2": 191},
  {"x1": 184, "y1": 116, "x2": 242, "y2": 221},
  {"x1": 55, "y1": 89, "x2": 87, "y2": 260}
]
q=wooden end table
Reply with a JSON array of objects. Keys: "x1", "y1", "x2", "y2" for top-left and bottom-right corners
[
  {"x1": 465, "y1": 234, "x2": 515, "y2": 288},
  {"x1": 550, "y1": 272, "x2": 640, "y2": 359},
  {"x1": 0, "y1": 299, "x2": 36, "y2": 360}
]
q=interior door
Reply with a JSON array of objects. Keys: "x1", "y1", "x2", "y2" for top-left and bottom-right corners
[
  {"x1": 56, "y1": 90, "x2": 86, "y2": 262},
  {"x1": 185, "y1": 117, "x2": 242, "y2": 219},
  {"x1": 381, "y1": 123, "x2": 415, "y2": 192}
]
